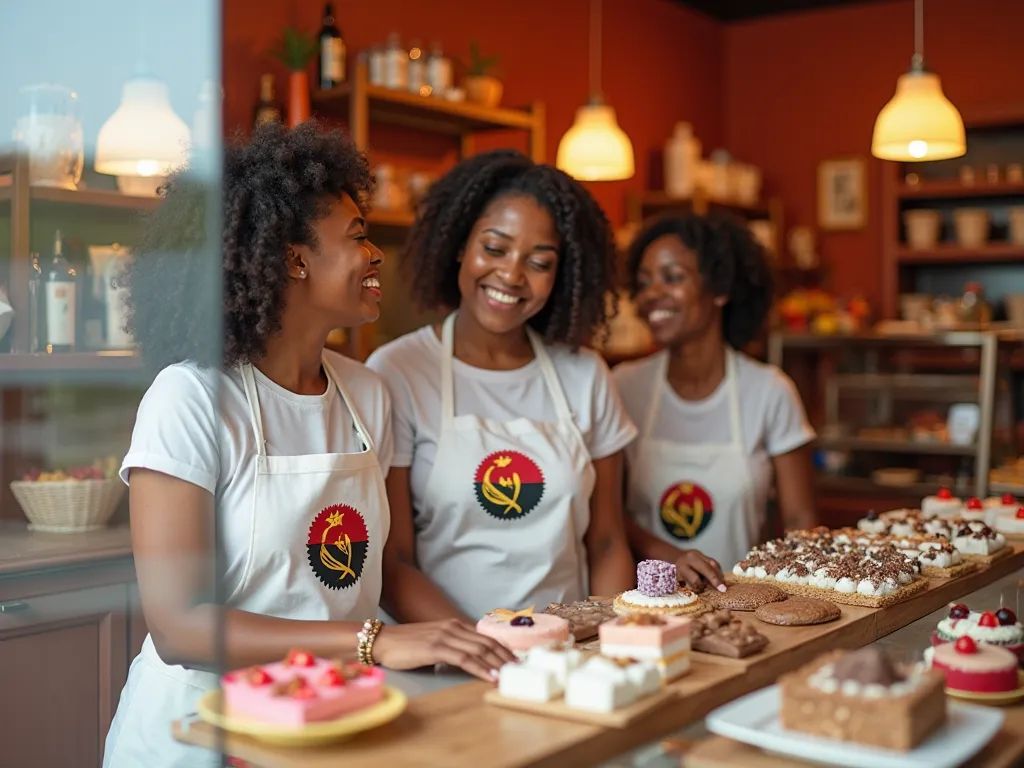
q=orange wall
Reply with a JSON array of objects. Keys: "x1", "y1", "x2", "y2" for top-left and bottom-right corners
[
  {"x1": 723, "y1": 0, "x2": 1024, "y2": 310},
  {"x1": 223, "y1": 0, "x2": 724, "y2": 226}
]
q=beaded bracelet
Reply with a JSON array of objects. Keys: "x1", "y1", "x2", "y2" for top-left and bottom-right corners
[{"x1": 356, "y1": 618, "x2": 383, "y2": 666}]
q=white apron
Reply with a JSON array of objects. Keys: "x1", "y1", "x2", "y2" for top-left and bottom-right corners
[
  {"x1": 625, "y1": 349, "x2": 758, "y2": 571},
  {"x1": 103, "y1": 356, "x2": 388, "y2": 768},
  {"x1": 414, "y1": 313, "x2": 596, "y2": 620}
]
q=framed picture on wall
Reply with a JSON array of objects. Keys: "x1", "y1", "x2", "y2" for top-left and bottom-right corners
[{"x1": 817, "y1": 157, "x2": 867, "y2": 230}]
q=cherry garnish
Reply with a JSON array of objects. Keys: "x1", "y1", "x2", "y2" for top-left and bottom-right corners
[
  {"x1": 949, "y1": 603, "x2": 970, "y2": 620},
  {"x1": 955, "y1": 636, "x2": 977, "y2": 654},
  {"x1": 511, "y1": 616, "x2": 535, "y2": 627},
  {"x1": 996, "y1": 608, "x2": 1018, "y2": 626},
  {"x1": 1016, "y1": 507, "x2": 1024, "y2": 520},
  {"x1": 979, "y1": 611, "x2": 999, "y2": 628},
  {"x1": 1003, "y1": 493, "x2": 1017, "y2": 505},
  {"x1": 937, "y1": 488, "x2": 953, "y2": 500},
  {"x1": 966, "y1": 497, "x2": 983, "y2": 510}
]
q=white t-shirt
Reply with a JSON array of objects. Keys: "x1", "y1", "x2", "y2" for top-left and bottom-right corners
[
  {"x1": 366, "y1": 325, "x2": 637, "y2": 512},
  {"x1": 120, "y1": 351, "x2": 394, "y2": 596},
  {"x1": 613, "y1": 351, "x2": 815, "y2": 469}
]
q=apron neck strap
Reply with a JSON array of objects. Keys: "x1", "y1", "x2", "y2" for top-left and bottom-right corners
[{"x1": 440, "y1": 312, "x2": 573, "y2": 425}]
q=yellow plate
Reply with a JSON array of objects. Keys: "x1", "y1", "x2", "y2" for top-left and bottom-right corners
[
  {"x1": 945, "y1": 670, "x2": 1024, "y2": 707},
  {"x1": 196, "y1": 685, "x2": 408, "y2": 747}
]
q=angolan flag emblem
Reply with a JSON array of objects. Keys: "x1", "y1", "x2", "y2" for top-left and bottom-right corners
[
  {"x1": 474, "y1": 450, "x2": 545, "y2": 521},
  {"x1": 307, "y1": 504, "x2": 369, "y2": 590}
]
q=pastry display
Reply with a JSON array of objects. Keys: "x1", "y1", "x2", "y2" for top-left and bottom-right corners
[
  {"x1": 779, "y1": 647, "x2": 946, "y2": 751},
  {"x1": 612, "y1": 560, "x2": 710, "y2": 617},
  {"x1": 543, "y1": 600, "x2": 618, "y2": 641},
  {"x1": 564, "y1": 656, "x2": 660, "y2": 713},
  {"x1": 985, "y1": 493, "x2": 1020, "y2": 524},
  {"x1": 690, "y1": 609, "x2": 769, "y2": 658},
  {"x1": 928, "y1": 636, "x2": 1020, "y2": 693},
  {"x1": 476, "y1": 607, "x2": 571, "y2": 655},
  {"x1": 921, "y1": 487, "x2": 964, "y2": 519},
  {"x1": 497, "y1": 647, "x2": 584, "y2": 702},
  {"x1": 992, "y1": 505, "x2": 1024, "y2": 537},
  {"x1": 753, "y1": 596, "x2": 841, "y2": 626},
  {"x1": 704, "y1": 582, "x2": 787, "y2": 611},
  {"x1": 960, "y1": 496, "x2": 988, "y2": 522},
  {"x1": 731, "y1": 529, "x2": 926, "y2": 607},
  {"x1": 221, "y1": 650, "x2": 385, "y2": 726},
  {"x1": 598, "y1": 613, "x2": 692, "y2": 681},
  {"x1": 835, "y1": 526, "x2": 975, "y2": 578},
  {"x1": 932, "y1": 604, "x2": 1024, "y2": 660},
  {"x1": 951, "y1": 521, "x2": 1009, "y2": 563}
]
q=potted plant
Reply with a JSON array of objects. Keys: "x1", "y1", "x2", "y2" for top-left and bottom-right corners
[
  {"x1": 462, "y1": 41, "x2": 503, "y2": 108},
  {"x1": 270, "y1": 26, "x2": 318, "y2": 127}
]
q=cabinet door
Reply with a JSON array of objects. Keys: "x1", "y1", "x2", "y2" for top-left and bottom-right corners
[{"x1": 0, "y1": 583, "x2": 129, "y2": 768}]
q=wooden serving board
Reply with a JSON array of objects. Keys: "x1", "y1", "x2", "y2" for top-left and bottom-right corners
[{"x1": 484, "y1": 685, "x2": 677, "y2": 729}]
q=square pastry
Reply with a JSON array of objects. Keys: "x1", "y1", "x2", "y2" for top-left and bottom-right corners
[{"x1": 599, "y1": 613, "x2": 691, "y2": 681}]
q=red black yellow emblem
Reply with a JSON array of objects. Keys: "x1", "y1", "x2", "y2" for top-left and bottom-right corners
[
  {"x1": 474, "y1": 450, "x2": 545, "y2": 521},
  {"x1": 659, "y1": 482, "x2": 714, "y2": 540},
  {"x1": 307, "y1": 504, "x2": 369, "y2": 590}
]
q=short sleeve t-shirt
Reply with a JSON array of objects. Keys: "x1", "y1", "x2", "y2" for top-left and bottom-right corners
[
  {"x1": 366, "y1": 325, "x2": 638, "y2": 513},
  {"x1": 120, "y1": 350, "x2": 394, "y2": 597}
]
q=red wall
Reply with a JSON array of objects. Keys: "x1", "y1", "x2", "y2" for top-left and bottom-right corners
[
  {"x1": 222, "y1": 0, "x2": 724, "y2": 226},
  {"x1": 723, "y1": 0, "x2": 1024, "y2": 310}
]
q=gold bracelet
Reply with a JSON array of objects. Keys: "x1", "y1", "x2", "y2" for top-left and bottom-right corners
[{"x1": 356, "y1": 618, "x2": 383, "y2": 666}]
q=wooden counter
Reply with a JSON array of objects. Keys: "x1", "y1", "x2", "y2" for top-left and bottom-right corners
[
  {"x1": 172, "y1": 547, "x2": 1024, "y2": 768},
  {"x1": 0, "y1": 521, "x2": 133, "y2": 576}
]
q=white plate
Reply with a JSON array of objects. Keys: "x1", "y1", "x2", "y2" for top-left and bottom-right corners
[{"x1": 706, "y1": 685, "x2": 1004, "y2": 768}]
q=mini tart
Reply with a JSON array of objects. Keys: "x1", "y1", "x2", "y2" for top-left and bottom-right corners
[
  {"x1": 930, "y1": 641, "x2": 1019, "y2": 693},
  {"x1": 612, "y1": 587, "x2": 710, "y2": 617}
]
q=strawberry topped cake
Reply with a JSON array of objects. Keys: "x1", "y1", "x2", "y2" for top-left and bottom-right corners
[
  {"x1": 929, "y1": 636, "x2": 1020, "y2": 693},
  {"x1": 476, "y1": 606, "x2": 571, "y2": 656},
  {"x1": 993, "y1": 506, "x2": 1024, "y2": 536},
  {"x1": 221, "y1": 649, "x2": 385, "y2": 726},
  {"x1": 932, "y1": 604, "x2": 1024, "y2": 661},
  {"x1": 921, "y1": 487, "x2": 964, "y2": 519},
  {"x1": 960, "y1": 496, "x2": 988, "y2": 522},
  {"x1": 612, "y1": 560, "x2": 710, "y2": 617}
]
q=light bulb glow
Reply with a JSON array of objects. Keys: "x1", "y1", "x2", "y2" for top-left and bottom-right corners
[
  {"x1": 908, "y1": 140, "x2": 928, "y2": 159},
  {"x1": 871, "y1": 71, "x2": 965, "y2": 162}
]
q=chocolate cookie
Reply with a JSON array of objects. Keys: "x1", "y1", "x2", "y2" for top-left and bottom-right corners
[
  {"x1": 691, "y1": 609, "x2": 769, "y2": 658},
  {"x1": 706, "y1": 583, "x2": 788, "y2": 611},
  {"x1": 754, "y1": 596, "x2": 841, "y2": 626}
]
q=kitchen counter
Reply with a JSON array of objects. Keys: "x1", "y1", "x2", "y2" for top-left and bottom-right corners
[{"x1": 0, "y1": 522, "x2": 133, "y2": 576}]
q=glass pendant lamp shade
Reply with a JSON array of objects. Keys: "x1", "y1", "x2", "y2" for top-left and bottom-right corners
[
  {"x1": 95, "y1": 75, "x2": 191, "y2": 178},
  {"x1": 871, "y1": 70, "x2": 965, "y2": 161},
  {"x1": 557, "y1": 102, "x2": 635, "y2": 181}
]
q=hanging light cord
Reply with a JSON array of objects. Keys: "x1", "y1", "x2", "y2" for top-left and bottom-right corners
[
  {"x1": 589, "y1": 0, "x2": 602, "y2": 101},
  {"x1": 911, "y1": 0, "x2": 924, "y2": 71}
]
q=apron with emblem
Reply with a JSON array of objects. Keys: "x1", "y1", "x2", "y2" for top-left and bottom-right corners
[
  {"x1": 103, "y1": 356, "x2": 388, "y2": 768},
  {"x1": 414, "y1": 312, "x2": 596, "y2": 620},
  {"x1": 625, "y1": 348, "x2": 758, "y2": 571}
]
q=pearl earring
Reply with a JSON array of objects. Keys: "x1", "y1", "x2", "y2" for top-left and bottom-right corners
[{"x1": 299, "y1": 270, "x2": 306, "y2": 277}]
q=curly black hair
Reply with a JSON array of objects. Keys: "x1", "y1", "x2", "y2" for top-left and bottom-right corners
[
  {"x1": 402, "y1": 149, "x2": 616, "y2": 349},
  {"x1": 626, "y1": 212, "x2": 775, "y2": 350},
  {"x1": 122, "y1": 119, "x2": 374, "y2": 371}
]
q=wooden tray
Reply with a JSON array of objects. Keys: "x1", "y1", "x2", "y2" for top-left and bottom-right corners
[{"x1": 484, "y1": 684, "x2": 677, "y2": 728}]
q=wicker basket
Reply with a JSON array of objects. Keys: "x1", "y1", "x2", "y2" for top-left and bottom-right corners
[{"x1": 10, "y1": 478, "x2": 125, "y2": 533}]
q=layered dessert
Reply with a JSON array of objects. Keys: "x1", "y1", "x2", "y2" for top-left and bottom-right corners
[
  {"x1": 599, "y1": 613, "x2": 691, "y2": 680},
  {"x1": 992, "y1": 505, "x2": 1024, "y2": 537},
  {"x1": 221, "y1": 649, "x2": 385, "y2": 726},
  {"x1": 476, "y1": 606, "x2": 571, "y2": 656},
  {"x1": 497, "y1": 646, "x2": 584, "y2": 702},
  {"x1": 921, "y1": 487, "x2": 964, "y2": 519},
  {"x1": 564, "y1": 656, "x2": 660, "y2": 712},
  {"x1": 929, "y1": 636, "x2": 1020, "y2": 693},
  {"x1": 779, "y1": 647, "x2": 946, "y2": 751},
  {"x1": 731, "y1": 529, "x2": 925, "y2": 607},
  {"x1": 838, "y1": 523, "x2": 974, "y2": 578},
  {"x1": 932, "y1": 604, "x2": 1024, "y2": 660},
  {"x1": 951, "y1": 521, "x2": 1008, "y2": 563},
  {"x1": 689, "y1": 609, "x2": 768, "y2": 658},
  {"x1": 544, "y1": 600, "x2": 617, "y2": 641},
  {"x1": 613, "y1": 560, "x2": 710, "y2": 617}
]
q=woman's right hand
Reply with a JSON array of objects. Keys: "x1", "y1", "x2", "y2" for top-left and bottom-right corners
[{"x1": 372, "y1": 620, "x2": 517, "y2": 681}]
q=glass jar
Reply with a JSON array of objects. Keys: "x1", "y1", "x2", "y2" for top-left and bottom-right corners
[{"x1": 12, "y1": 83, "x2": 84, "y2": 189}]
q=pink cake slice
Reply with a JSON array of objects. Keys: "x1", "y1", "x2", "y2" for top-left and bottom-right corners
[
  {"x1": 931, "y1": 640, "x2": 1018, "y2": 693},
  {"x1": 599, "y1": 614, "x2": 691, "y2": 660},
  {"x1": 221, "y1": 649, "x2": 385, "y2": 726},
  {"x1": 476, "y1": 609, "x2": 570, "y2": 653}
]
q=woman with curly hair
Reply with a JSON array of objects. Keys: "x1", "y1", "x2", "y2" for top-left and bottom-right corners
[
  {"x1": 103, "y1": 122, "x2": 513, "y2": 768},
  {"x1": 613, "y1": 212, "x2": 816, "y2": 577},
  {"x1": 368, "y1": 149, "x2": 715, "y2": 623}
]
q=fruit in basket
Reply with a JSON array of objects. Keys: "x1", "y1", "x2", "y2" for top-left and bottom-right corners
[{"x1": 21, "y1": 456, "x2": 119, "y2": 483}]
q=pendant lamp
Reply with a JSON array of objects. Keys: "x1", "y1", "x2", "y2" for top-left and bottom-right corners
[
  {"x1": 556, "y1": 0, "x2": 635, "y2": 181},
  {"x1": 871, "y1": 0, "x2": 965, "y2": 162}
]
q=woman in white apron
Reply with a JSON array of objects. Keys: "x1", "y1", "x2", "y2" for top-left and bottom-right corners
[
  {"x1": 613, "y1": 212, "x2": 817, "y2": 578},
  {"x1": 103, "y1": 123, "x2": 514, "y2": 768},
  {"x1": 368, "y1": 150, "x2": 638, "y2": 622}
]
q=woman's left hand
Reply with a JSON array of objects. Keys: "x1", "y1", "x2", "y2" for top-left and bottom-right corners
[{"x1": 675, "y1": 550, "x2": 726, "y2": 592}]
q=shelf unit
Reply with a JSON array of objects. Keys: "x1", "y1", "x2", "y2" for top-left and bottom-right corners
[{"x1": 311, "y1": 58, "x2": 546, "y2": 360}]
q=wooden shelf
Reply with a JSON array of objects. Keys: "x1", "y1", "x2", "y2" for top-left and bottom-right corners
[
  {"x1": 0, "y1": 183, "x2": 157, "y2": 211},
  {"x1": 0, "y1": 352, "x2": 146, "y2": 387},
  {"x1": 898, "y1": 180, "x2": 1024, "y2": 200},
  {"x1": 313, "y1": 82, "x2": 537, "y2": 136},
  {"x1": 896, "y1": 244, "x2": 1024, "y2": 264},
  {"x1": 816, "y1": 437, "x2": 976, "y2": 456}
]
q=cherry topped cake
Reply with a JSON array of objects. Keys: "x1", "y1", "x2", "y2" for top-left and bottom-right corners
[
  {"x1": 928, "y1": 636, "x2": 1020, "y2": 694},
  {"x1": 612, "y1": 560, "x2": 710, "y2": 617},
  {"x1": 921, "y1": 487, "x2": 964, "y2": 519},
  {"x1": 476, "y1": 606, "x2": 570, "y2": 656},
  {"x1": 932, "y1": 604, "x2": 1024, "y2": 661},
  {"x1": 221, "y1": 649, "x2": 385, "y2": 726},
  {"x1": 992, "y1": 505, "x2": 1024, "y2": 537}
]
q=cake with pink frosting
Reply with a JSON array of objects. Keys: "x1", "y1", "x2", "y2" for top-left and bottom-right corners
[
  {"x1": 599, "y1": 613, "x2": 692, "y2": 680},
  {"x1": 476, "y1": 606, "x2": 570, "y2": 655},
  {"x1": 928, "y1": 636, "x2": 1019, "y2": 693},
  {"x1": 612, "y1": 560, "x2": 710, "y2": 617},
  {"x1": 221, "y1": 649, "x2": 385, "y2": 726}
]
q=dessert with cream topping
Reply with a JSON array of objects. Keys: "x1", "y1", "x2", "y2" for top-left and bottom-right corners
[
  {"x1": 476, "y1": 606, "x2": 571, "y2": 656},
  {"x1": 961, "y1": 496, "x2": 988, "y2": 522},
  {"x1": 951, "y1": 521, "x2": 1009, "y2": 562},
  {"x1": 599, "y1": 613, "x2": 691, "y2": 680},
  {"x1": 497, "y1": 646, "x2": 584, "y2": 702},
  {"x1": 612, "y1": 560, "x2": 710, "y2": 617},
  {"x1": 563, "y1": 656, "x2": 661, "y2": 712},
  {"x1": 221, "y1": 650, "x2": 385, "y2": 726},
  {"x1": 932, "y1": 604, "x2": 1024, "y2": 661},
  {"x1": 779, "y1": 647, "x2": 946, "y2": 751},
  {"x1": 928, "y1": 636, "x2": 1020, "y2": 694},
  {"x1": 921, "y1": 487, "x2": 964, "y2": 519},
  {"x1": 992, "y1": 504, "x2": 1024, "y2": 537},
  {"x1": 985, "y1": 493, "x2": 1019, "y2": 523}
]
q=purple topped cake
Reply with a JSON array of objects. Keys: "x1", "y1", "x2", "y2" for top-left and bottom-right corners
[{"x1": 612, "y1": 560, "x2": 711, "y2": 617}]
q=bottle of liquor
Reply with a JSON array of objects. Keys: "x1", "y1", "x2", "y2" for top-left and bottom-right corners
[
  {"x1": 43, "y1": 229, "x2": 77, "y2": 353},
  {"x1": 318, "y1": 3, "x2": 346, "y2": 89},
  {"x1": 27, "y1": 252, "x2": 42, "y2": 353},
  {"x1": 253, "y1": 74, "x2": 282, "y2": 127}
]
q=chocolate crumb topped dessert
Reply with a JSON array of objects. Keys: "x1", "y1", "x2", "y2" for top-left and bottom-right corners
[
  {"x1": 543, "y1": 600, "x2": 618, "y2": 641},
  {"x1": 780, "y1": 647, "x2": 946, "y2": 751},
  {"x1": 690, "y1": 609, "x2": 768, "y2": 658}
]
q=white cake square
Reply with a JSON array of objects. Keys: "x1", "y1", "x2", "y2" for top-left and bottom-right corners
[
  {"x1": 498, "y1": 662, "x2": 560, "y2": 702},
  {"x1": 524, "y1": 646, "x2": 584, "y2": 687},
  {"x1": 564, "y1": 657, "x2": 639, "y2": 712}
]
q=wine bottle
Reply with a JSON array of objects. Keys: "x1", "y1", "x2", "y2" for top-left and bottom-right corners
[
  {"x1": 253, "y1": 74, "x2": 282, "y2": 127},
  {"x1": 43, "y1": 229, "x2": 77, "y2": 353},
  {"x1": 27, "y1": 252, "x2": 42, "y2": 353},
  {"x1": 318, "y1": 3, "x2": 346, "y2": 89}
]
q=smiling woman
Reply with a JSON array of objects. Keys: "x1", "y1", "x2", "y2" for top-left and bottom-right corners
[{"x1": 367, "y1": 149, "x2": 648, "y2": 623}]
